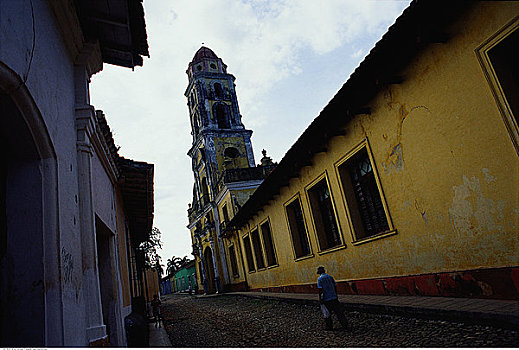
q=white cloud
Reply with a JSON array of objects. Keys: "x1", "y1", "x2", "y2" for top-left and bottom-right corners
[{"x1": 351, "y1": 48, "x2": 365, "y2": 59}]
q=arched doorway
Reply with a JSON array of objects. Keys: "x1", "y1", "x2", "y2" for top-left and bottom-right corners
[
  {"x1": 1, "y1": 63, "x2": 60, "y2": 346},
  {"x1": 203, "y1": 247, "x2": 216, "y2": 294},
  {"x1": 1, "y1": 93, "x2": 48, "y2": 345}
]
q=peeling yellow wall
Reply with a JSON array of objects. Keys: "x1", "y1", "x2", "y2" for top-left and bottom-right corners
[
  {"x1": 191, "y1": 225, "x2": 225, "y2": 291},
  {"x1": 190, "y1": 226, "x2": 204, "y2": 289},
  {"x1": 235, "y1": 3, "x2": 519, "y2": 290},
  {"x1": 214, "y1": 137, "x2": 249, "y2": 171},
  {"x1": 218, "y1": 192, "x2": 233, "y2": 220},
  {"x1": 144, "y1": 269, "x2": 160, "y2": 302},
  {"x1": 218, "y1": 190, "x2": 249, "y2": 284}
]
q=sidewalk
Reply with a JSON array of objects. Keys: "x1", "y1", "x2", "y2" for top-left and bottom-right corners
[
  {"x1": 229, "y1": 291, "x2": 519, "y2": 329},
  {"x1": 149, "y1": 322, "x2": 172, "y2": 347}
]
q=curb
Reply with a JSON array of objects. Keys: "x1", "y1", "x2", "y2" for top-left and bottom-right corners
[{"x1": 233, "y1": 293, "x2": 519, "y2": 330}]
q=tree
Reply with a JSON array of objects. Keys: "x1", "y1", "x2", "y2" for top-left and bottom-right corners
[
  {"x1": 139, "y1": 227, "x2": 162, "y2": 271},
  {"x1": 166, "y1": 257, "x2": 180, "y2": 276},
  {"x1": 155, "y1": 260, "x2": 164, "y2": 278},
  {"x1": 165, "y1": 255, "x2": 190, "y2": 276},
  {"x1": 179, "y1": 255, "x2": 190, "y2": 266}
]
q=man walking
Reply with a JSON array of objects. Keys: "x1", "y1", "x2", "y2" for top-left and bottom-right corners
[{"x1": 317, "y1": 266, "x2": 348, "y2": 331}]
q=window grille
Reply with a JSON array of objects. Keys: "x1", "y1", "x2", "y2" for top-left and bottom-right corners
[
  {"x1": 260, "y1": 221, "x2": 277, "y2": 266},
  {"x1": 243, "y1": 235, "x2": 255, "y2": 272},
  {"x1": 339, "y1": 148, "x2": 389, "y2": 240},
  {"x1": 228, "y1": 245, "x2": 239, "y2": 277},
  {"x1": 286, "y1": 198, "x2": 311, "y2": 258},
  {"x1": 307, "y1": 178, "x2": 341, "y2": 250},
  {"x1": 250, "y1": 229, "x2": 265, "y2": 269}
]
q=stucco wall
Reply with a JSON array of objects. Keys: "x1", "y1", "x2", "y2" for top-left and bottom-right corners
[
  {"x1": 1, "y1": 0, "x2": 138, "y2": 345},
  {"x1": 92, "y1": 153, "x2": 117, "y2": 232},
  {"x1": 0, "y1": 0, "x2": 87, "y2": 345},
  {"x1": 235, "y1": 3, "x2": 519, "y2": 296},
  {"x1": 144, "y1": 269, "x2": 160, "y2": 301},
  {"x1": 214, "y1": 136, "x2": 250, "y2": 170},
  {"x1": 173, "y1": 265, "x2": 196, "y2": 292},
  {"x1": 115, "y1": 189, "x2": 132, "y2": 308}
]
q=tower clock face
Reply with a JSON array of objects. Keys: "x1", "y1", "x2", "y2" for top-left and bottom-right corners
[{"x1": 224, "y1": 147, "x2": 240, "y2": 159}]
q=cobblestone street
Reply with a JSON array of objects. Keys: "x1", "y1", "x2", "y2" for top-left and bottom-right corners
[{"x1": 161, "y1": 294, "x2": 519, "y2": 347}]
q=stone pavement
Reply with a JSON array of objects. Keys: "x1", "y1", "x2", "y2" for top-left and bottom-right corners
[
  {"x1": 228, "y1": 291, "x2": 519, "y2": 329},
  {"x1": 149, "y1": 321, "x2": 172, "y2": 347}
]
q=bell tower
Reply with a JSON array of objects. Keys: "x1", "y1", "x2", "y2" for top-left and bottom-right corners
[
  {"x1": 186, "y1": 47, "x2": 276, "y2": 294},
  {"x1": 186, "y1": 46, "x2": 256, "y2": 198}
]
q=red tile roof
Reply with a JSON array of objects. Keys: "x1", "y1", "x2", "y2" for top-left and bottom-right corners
[{"x1": 191, "y1": 46, "x2": 218, "y2": 63}]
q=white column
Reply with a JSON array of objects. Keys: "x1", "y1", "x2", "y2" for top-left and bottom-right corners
[
  {"x1": 208, "y1": 237, "x2": 221, "y2": 293},
  {"x1": 108, "y1": 232, "x2": 126, "y2": 346},
  {"x1": 76, "y1": 96, "x2": 106, "y2": 343},
  {"x1": 197, "y1": 245, "x2": 208, "y2": 294},
  {"x1": 213, "y1": 207, "x2": 230, "y2": 285}
]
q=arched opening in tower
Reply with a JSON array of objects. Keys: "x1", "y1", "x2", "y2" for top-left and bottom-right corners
[
  {"x1": 214, "y1": 103, "x2": 230, "y2": 129},
  {"x1": 214, "y1": 83, "x2": 224, "y2": 99},
  {"x1": 201, "y1": 177, "x2": 210, "y2": 205}
]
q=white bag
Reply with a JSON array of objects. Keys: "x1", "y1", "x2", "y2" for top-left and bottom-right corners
[{"x1": 320, "y1": 303, "x2": 330, "y2": 318}]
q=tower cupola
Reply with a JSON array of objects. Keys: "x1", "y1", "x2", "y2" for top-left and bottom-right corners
[{"x1": 187, "y1": 46, "x2": 228, "y2": 78}]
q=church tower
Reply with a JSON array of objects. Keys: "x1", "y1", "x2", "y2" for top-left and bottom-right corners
[
  {"x1": 186, "y1": 47, "x2": 276, "y2": 295},
  {"x1": 186, "y1": 46, "x2": 255, "y2": 192}
]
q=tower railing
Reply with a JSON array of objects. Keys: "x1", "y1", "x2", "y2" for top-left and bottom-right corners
[
  {"x1": 207, "y1": 91, "x2": 231, "y2": 101},
  {"x1": 200, "y1": 194, "x2": 211, "y2": 207},
  {"x1": 217, "y1": 165, "x2": 276, "y2": 191},
  {"x1": 188, "y1": 193, "x2": 212, "y2": 222}
]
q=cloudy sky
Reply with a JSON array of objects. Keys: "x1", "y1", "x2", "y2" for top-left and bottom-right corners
[{"x1": 89, "y1": 0, "x2": 410, "y2": 266}]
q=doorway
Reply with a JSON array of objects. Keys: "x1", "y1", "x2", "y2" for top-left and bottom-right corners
[
  {"x1": 95, "y1": 217, "x2": 122, "y2": 346},
  {"x1": 0, "y1": 93, "x2": 47, "y2": 345},
  {"x1": 203, "y1": 247, "x2": 216, "y2": 294}
]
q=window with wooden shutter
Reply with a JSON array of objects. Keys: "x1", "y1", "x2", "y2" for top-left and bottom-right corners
[
  {"x1": 338, "y1": 147, "x2": 390, "y2": 240},
  {"x1": 307, "y1": 177, "x2": 342, "y2": 251},
  {"x1": 285, "y1": 197, "x2": 311, "y2": 258},
  {"x1": 260, "y1": 220, "x2": 277, "y2": 267}
]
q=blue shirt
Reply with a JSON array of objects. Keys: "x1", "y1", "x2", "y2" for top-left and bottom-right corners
[{"x1": 317, "y1": 273, "x2": 337, "y2": 301}]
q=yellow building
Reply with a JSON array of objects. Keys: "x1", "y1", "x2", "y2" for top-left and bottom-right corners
[
  {"x1": 186, "y1": 47, "x2": 276, "y2": 294},
  {"x1": 224, "y1": 1, "x2": 519, "y2": 300}
]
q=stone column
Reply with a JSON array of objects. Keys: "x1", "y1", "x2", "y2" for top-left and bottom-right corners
[
  {"x1": 108, "y1": 232, "x2": 125, "y2": 346},
  {"x1": 213, "y1": 207, "x2": 230, "y2": 285},
  {"x1": 197, "y1": 244, "x2": 208, "y2": 294},
  {"x1": 208, "y1": 237, "x2": 221, "y2": 293},
  {"x1": 243, "y1": 133, "x2": 256, "y2": 167},
  {"x1": 75, "y1": 65, "x2": 106, "y2": 343}
]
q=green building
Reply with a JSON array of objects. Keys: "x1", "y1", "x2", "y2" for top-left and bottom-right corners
[{"x1": 173, "y1": 260, "x2": 197, "y2": 293}]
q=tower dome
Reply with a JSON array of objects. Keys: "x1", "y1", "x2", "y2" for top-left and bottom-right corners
[
  {"x1": 187, "y1": 46, "x2": 227, "y2": 75},
  {"x1": 191, "y1": 46, "x2": 218, "y2": 63}
]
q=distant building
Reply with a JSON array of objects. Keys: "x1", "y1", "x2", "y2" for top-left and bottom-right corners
[
  {"x1": 159, "y1": 260, "x2": 196, "y2": 294},
  {"x1": 224, "y1": 1, "x2": 519, "y2": 300},
  {"x1": 1, "y1": 0, "x2": 156, "y2": 346},
  {"x1": 160, "y1": 275, "x2": 173, "y2": 295},
  {"x1": 186, "y1": 47, "x2": 275, "y2": 294},
  {"x1": 172, "y1": 260, "x2": 197, "y2": 293}
]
